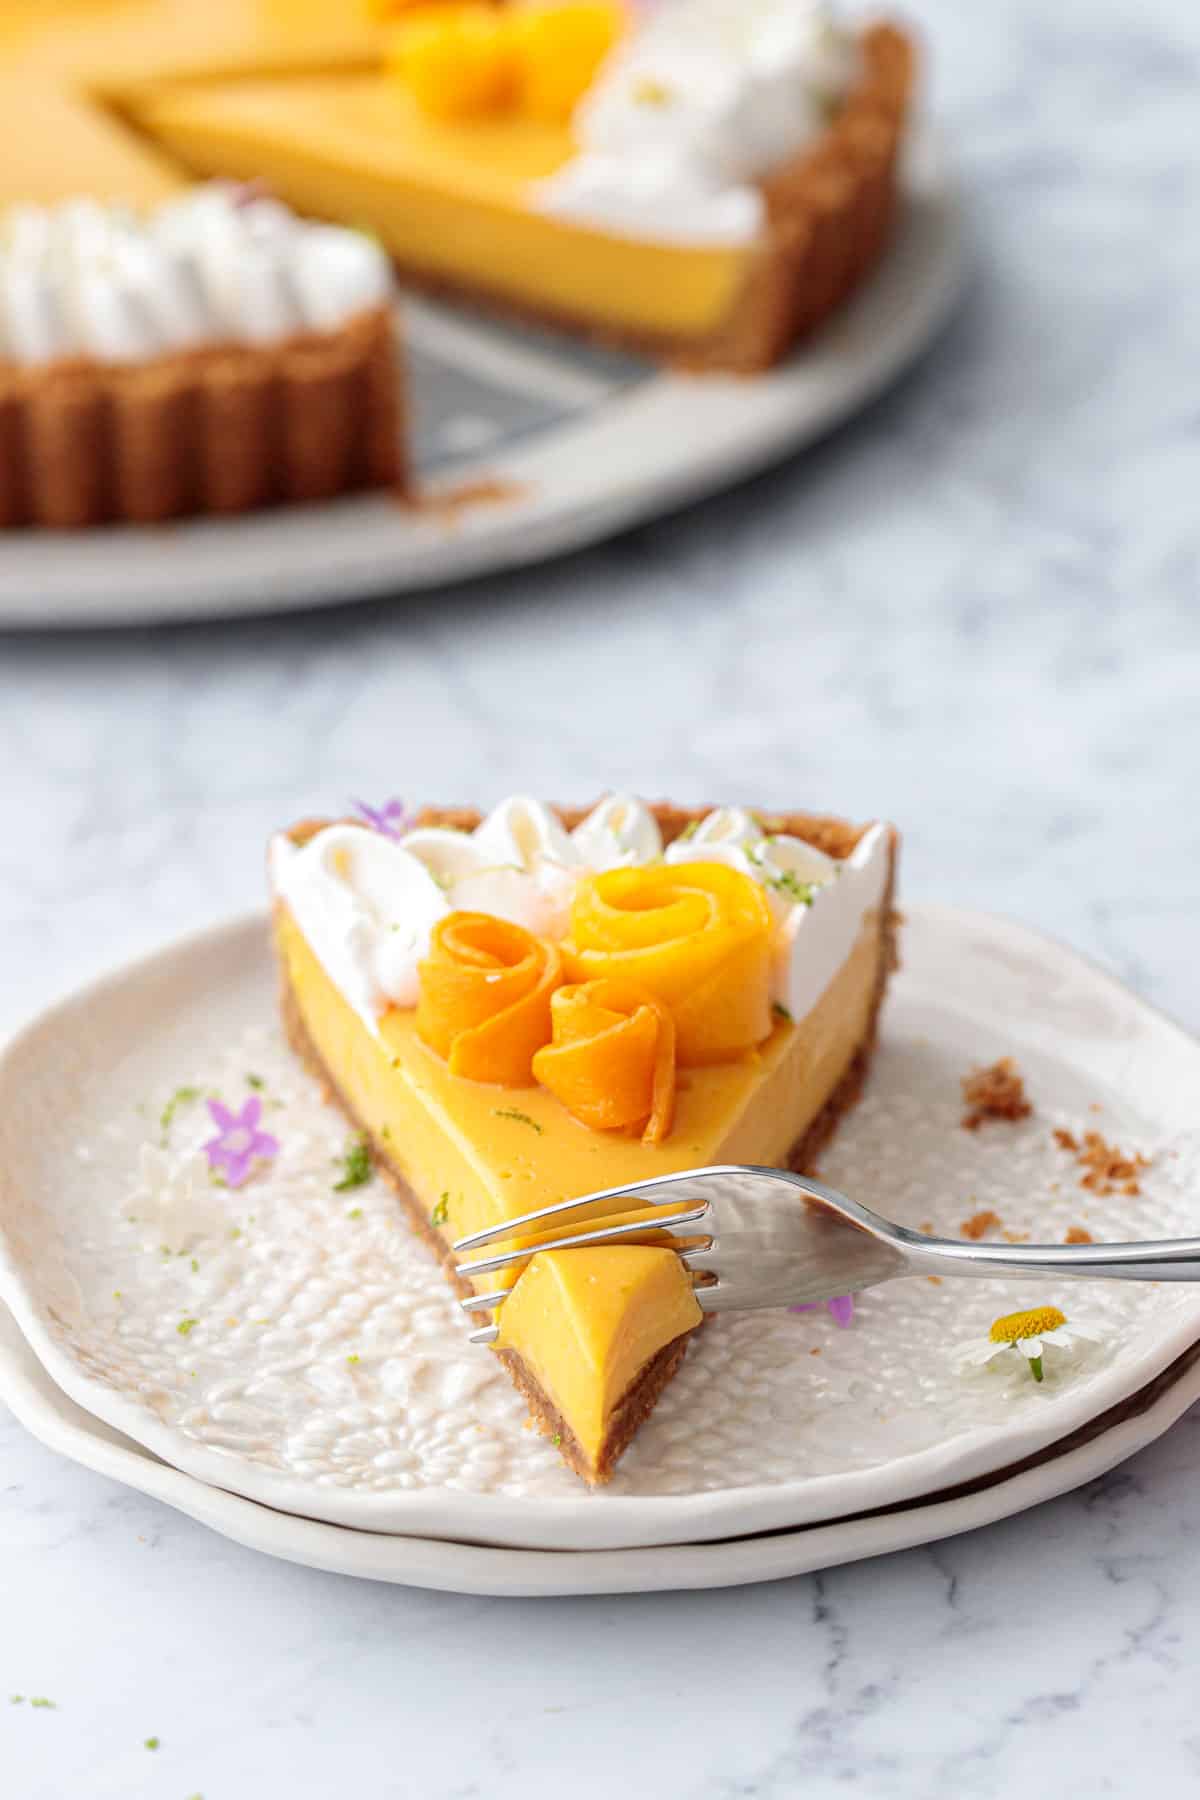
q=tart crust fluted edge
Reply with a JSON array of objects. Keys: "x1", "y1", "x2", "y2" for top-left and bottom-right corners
[{"x1": 0, "y1": 304, "x2": 403, "y2": 530}]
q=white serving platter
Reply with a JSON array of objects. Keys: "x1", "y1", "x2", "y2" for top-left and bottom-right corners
[
  {"x1": 2, "y1": 902, "x2": 1199, "y2": 1555},
  {"x1": 0, "y1": 127, "x2": 964, "y2": 627}
]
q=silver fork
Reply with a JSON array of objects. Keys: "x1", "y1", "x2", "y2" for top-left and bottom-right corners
[{"x1": 453, "y1": 1164, "x2": 1200, "y2": 1344}]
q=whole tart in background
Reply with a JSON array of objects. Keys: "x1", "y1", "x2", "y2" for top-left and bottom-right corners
[{"x1": 130, "y1": 1, "x2": 917, "y2": 371}]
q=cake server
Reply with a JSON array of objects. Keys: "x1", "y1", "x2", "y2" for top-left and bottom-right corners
[{"x1": 452, "y1": 1165, "x2": 1200, "y2": 1345}]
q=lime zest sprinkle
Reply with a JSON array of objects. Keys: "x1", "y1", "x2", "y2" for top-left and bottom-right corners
[
  {"x1": 333, "y1": 1134, "x2": 373, "y2": 1192},
  {"x1": 766, "y1": 869, "x2": 816, "y2": 906},
  {"x1": 30, "y1": 1697, "x2": 56, "y2": 1709},
  {"x1": 431, "y1": 1193, "x2": 450, "y2": 1228},
  {"x1": 773, "y1": 1001, "x2": 793, "y2": 1022},
  {"x1": 347, "y1": 1207, "x2": 363, "y2": 1220},
  {"x1": 177, "y1": 1318, "x2": 198, "y2": 1337},
  {"x1": 632, "y1": 74, "x2": 673, "y2": 105},
  {"x1": 493, "y1": 1107, "x2": 543, "y2": 1134},
  {"x1": 190, "y1": 1258, "x2": 199, "y2": 1273},
  {"x1": 346, "y1": 1353, "x2": 360, "y2": 1365},
  {"x1": 159, "y1": 1085, "x2": 201, "y2": 1142},
  {"x1": 246, "y1": 1073, "x2": 265, "y2": 1090},
  {"x1": 551, "y1": 1433, "x2": 562, "y2": 1448},
  {"x1": 10, "y1": 1695, "x2": 23, "y2": 1704},
  {"x1": 144, "y1": 1736, "x2": 160, "y2": 1750}
]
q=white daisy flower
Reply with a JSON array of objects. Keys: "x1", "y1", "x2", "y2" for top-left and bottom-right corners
[
  {"x1": 956, "y1": 1305, "x2": 1102, "y2": 1383},
  {"x1": 128, "y1": 1143, "x2": 225, "y2": 1251}
]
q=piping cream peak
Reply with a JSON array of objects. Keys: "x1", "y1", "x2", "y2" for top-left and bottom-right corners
[
  {"x1": 569, "y1": 792, "x2": 663, "y2": 869},
  {"x1": 271, "y1": 825, "x2": 449, "y2": 1029},
  {"x1": 666, "y1": 807, "x2": 838, "y2": 913},
  {"x1": 0, "y1": 185, "x2": 392, "y2": 368},
  {"x1": 471, "y1": 794, "x2": 579, "y2": 873},
  {"x1": 774, "y1": 820, "x2": 890, "y2": 1018},
  {"x1": 532, "y1": 0, "x2": 859, "y2": 246},
  {"x1": 271, "y1": 799, "x2": 890, "y2": 1043}
]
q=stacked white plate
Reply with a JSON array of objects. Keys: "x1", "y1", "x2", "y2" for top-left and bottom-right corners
[{"x1": 4, "y1": 902, "x2": 1200, "y2": 1595}]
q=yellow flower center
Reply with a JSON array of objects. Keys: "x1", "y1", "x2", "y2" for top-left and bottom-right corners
[{"x1": 989, "y1": 1305, "x2": 1066, "y2": 1345}]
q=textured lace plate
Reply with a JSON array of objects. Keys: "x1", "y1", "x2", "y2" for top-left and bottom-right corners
[
  {"x1": 6, "y1": 1299, "x2": 1200, "y2": 1597},
  {"x1": 2, "y1": 902, "x2": 1199, "y2": 1553}
]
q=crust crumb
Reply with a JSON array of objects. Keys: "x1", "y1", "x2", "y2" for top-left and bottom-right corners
[
  {"x1": 917, "y1": 1219, "x2": 934, "y2": 1235},
  {"x1": 961, "y1": 1058, "x2": 1032, "y2": 1131},
  {"x1": 402, "y1": 477, "x2": 527, "y2": 522},
  {"x1": 926, "y1": 1275, "x2": 943, "y2": 1285},
  {"x1": 1002, "y1": 1229, "x2": 1030, "y2": 1243},
  {"x1": 1053, "y1": 1127, "x2": 1079, "y2": 1152},
  {"x1": 1064, "y1": 1225, "x2": 1094, "y2": 1244},
  {"x1": 961, "y1": 1208, "x2": 1003, "y2": 1240},
  {"x1": 1055, "y1": 1128, "x2": 1152, "y2": 1197}
]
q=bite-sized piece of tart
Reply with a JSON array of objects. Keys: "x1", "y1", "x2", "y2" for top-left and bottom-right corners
[
  {"x1": 270, "y1": 794, "x2": 899, "y2": 1485},
  {"x1": 0, "y1": 185, "x2": 403, "y2": 529},
  {"x1": 495, "y1": 1246, "x2": 703, "y2": 1481},
  {"x1": 128, "y1": 0, "x2": 915, "y2": 371}
]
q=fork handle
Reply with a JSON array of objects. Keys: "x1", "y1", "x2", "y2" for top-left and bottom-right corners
[{"x1": 904, "y1": 1232, "x2": 1200, "y2": 1284}]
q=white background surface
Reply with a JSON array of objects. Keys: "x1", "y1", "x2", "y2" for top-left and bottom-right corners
[{"x1": 4, "y1": 0, "x2": 1200, "y2": 1792}]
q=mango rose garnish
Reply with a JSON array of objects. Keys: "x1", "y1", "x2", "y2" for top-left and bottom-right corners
[
  {"x1": 417, "y1": 912, "x2": 561, "y2": 1085},
  {"x1": 532, "y1": 979, "x2": 676, "y2": 1144},
  {"x1": 564, "y1": 862, "x2": 774, "y2": 1066}
]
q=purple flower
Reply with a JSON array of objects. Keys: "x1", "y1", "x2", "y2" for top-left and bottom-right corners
[
  {"x1": 352, "y1": 797, "x2": 411, "y2": 840},
  {"x1": 203, "y1": 1096, "x2": 279, "y2": 1189},
  {"x1": 789, "y1": 1294, "x2": 855, "y2": 1328}
]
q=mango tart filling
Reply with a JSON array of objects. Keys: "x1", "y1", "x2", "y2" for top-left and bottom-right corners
[{"x1": 412, "y1": 860, "x2": 778, "y2": 1145}]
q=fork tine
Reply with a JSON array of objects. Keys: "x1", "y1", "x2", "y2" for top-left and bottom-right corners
[
  {"x1": 451, "y1": 1170, "x2": 720, "y2": 1254},
  {"x1": 468, "y1": 1323, "x2": 499, "y2": 1346},
  {"x1": 455, "y1": 1201, "x2": 711, "y2": 1281},
  {"x1": 459, "y1": 1288, "x2": 511, "y2": 1313}
]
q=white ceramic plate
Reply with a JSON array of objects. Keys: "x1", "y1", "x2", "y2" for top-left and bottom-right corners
[
  {"x1": 4, "y1": 1300, "x2": 1198, "y2": 1596},
  {"x1": 3, "y1": 901, "x2": 1200, "y2": 1553},
  {"x1": 0, "y1": 127, "x2": 964, "y2": 628}
]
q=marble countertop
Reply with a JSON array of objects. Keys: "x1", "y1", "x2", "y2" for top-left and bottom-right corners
[{"x1": 4, "y1": 0, "x2": 1200, "y2": 1792}]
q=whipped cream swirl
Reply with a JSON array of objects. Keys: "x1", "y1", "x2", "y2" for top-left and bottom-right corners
[
  {"x1": 534, "y1": 0, "x2": 860, "y2": 247},
  {"x1": 271, "y1": 793, "x2": 890, "y2": 1037},
  {"x1": 0, "y1": 186, "x2": 392, "y2": 368}
]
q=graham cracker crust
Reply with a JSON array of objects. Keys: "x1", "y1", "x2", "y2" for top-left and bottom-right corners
[
  {"x1": 0, "y1": 304, "x2": 403, "y2": 530},
  {"x1": 276, "y1": 802, "x2": 900, "y2": 1484},
  {"x1": 497, "y1": 1334, "x2": 694, "y2": 1487},
  {"x1": 367, "y1": 22, "x2": 914, "y2": 375}
]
